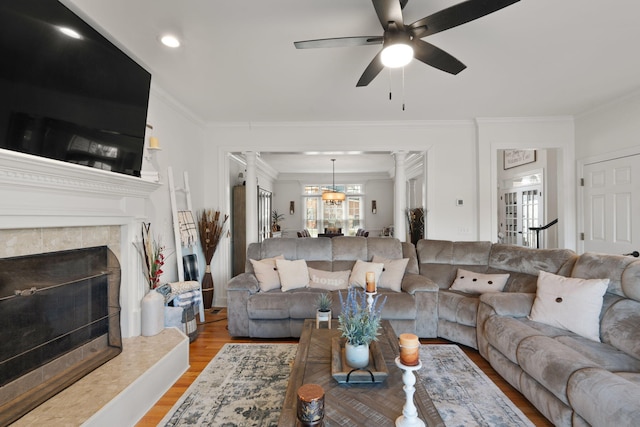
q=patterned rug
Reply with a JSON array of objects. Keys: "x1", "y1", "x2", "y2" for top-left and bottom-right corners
[
  {"x1": 418, "y1": 345, "x2": 534, "y2": 427},
  {"x1": 160, "y1": 343, "x2": 297, "y2": 427},
  {"x1": 160, "y1": 343, "x2": 534, "y2": 427}
]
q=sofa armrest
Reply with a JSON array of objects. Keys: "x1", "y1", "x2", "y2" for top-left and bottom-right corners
[
  {"x1": 226, "y1": 272, "x2": 260, "y2": 294},
  {"x1": 401, "y1": 273, "x2": 439, "y2": 295},
  {"x1": 479, "y1": 292, "x2": 535, "y2": 317}
]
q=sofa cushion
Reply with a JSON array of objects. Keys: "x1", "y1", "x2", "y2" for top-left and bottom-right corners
[
  {"x1": 438, "y1": 290, "x2": 479, "y2": 326},
  {"x1": 450, "y1": 268, "x2": 509, "y2": 294},
  {"x1": 372, "y1": 255, "x2": 409, "y2": 292},
  {"x1": 554, "y1": 335, "x2": 640, "y2": 372},
  {"x1": 349, "y1": 259, "x2": 383, "y2": 289},
  {"x1": 601, "y1": 298, "x2": 640, "y2": 360},
  {"x1": 571, "y1": 252, "x2": 636, "y2": 297},
  {"x1": 307, "y1": 267, "x2": 350, "y2": 291},
  {"x1": 276, "y1": 259, "x2": 309, "y2": 291},
  {"x1": 250, "y1": 255, "x2": 284, "y2": 292},
  {"x1": 529, "y1": 271, "x2": 609, "y2": 342},
  {"x1": 517, "y1": 335, "x2": 600, "y2": 405},
  {"x1": 247, "y1": 291, "x2": 290, "y2": 319}
]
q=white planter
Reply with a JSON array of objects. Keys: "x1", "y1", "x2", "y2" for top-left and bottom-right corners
[
  {"x1": 141, "y1": 289, "x2": 165, "y2": 336},
  {"x1": 345, "y1": 342, "x2": 370, "y2": 368},
  {"x1": 316, "y1": 309, "x2": 331, "y2": 329}
]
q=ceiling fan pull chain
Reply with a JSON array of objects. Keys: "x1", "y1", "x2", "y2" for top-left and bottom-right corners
[
  {"x1": 402, "y1": 67, "x2": 406, "y2": 111},
  {"x1": 388, "y1": 68, "x2": 392, "y2": 101}
]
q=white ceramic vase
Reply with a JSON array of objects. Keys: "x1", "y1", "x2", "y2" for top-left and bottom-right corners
[
  {"x1": 345, "y1": 342, "x2": 370, "y2": 368},
  {"x1": 141, "y1": 288, "x2": 165, "y2": 336}
]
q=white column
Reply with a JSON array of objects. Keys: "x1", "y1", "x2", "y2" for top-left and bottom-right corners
[
  {"x1": 394, "y1": 151, "x2": 407, "y2": 242},
  {"x1": 408, "y1": 179, "x2": 417, "y2": 209},
  {"x1": 244, "y1": 151, "x2": 258, "y2": 247}
]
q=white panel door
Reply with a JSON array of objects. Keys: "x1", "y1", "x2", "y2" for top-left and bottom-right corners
[{"x1": 583, "y1": 155, "x2": 640, "y2": 256}]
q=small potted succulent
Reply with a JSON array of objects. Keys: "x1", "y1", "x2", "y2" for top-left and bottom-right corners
[
  {"x1": 338, "y1": 287, "x2": 386, "y2": 368},
  {"x1": 315, "y1": 293, "x2": 332, "y2": 329}
]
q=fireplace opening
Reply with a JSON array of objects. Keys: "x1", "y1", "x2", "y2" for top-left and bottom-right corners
[{"x1": 0, "y1": 246, "x2": 122, "y2": 425}]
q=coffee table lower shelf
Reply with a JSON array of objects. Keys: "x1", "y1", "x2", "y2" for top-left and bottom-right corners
[{"x1": 278, "y1": 319, "x2": 444, "y2": 427}]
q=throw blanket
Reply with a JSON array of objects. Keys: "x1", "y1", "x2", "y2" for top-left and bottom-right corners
[{"x1": 177, "y1": 210, "x2": 198, "y2": 247}]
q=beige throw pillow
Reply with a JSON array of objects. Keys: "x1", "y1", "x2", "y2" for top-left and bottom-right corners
[
  {"x1": 308, "y1": 268, "x2": 350, "y2": 291},
  {"x1": 371, "y1": 255, "x2": 409, "y2": 292},
  {"x1": 276, "y1": 259, "x2": 310, "y2": 292},
  {"x1": 250, "y1": 255, "x2": 284, "y2": 292},
  {"x1": 348, "y1": 259, "x2": 384, "y2": 289},
  {"x1": 450, "y1": 268, "x2": 510, "y2": 294},
  {"x1": 528, "y1": 270, "x2": 609, "y2": 342}
]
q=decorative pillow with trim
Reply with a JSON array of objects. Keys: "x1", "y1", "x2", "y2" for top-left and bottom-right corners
[
  {"x1": 371, "y1": 255, "x2": 409, "y2": 292},
  {"x1": 308, "y1": 268, "x2": 350, "y2": 291},
  {"x1": 276, "y1": 259, "x2": 310, "y2": 292},
  {"x1": 249, "y1": 255, "x2": 284, "y2": 292},
  {"x1": 529, "y1": 270, "x2": 609, "y2": 342},
  {"x1": 348, "y1": 259, "x2": 384, "y2": 289},
  {"x1": 449, "y1": 268, "x2": 510, "y2": 294}
]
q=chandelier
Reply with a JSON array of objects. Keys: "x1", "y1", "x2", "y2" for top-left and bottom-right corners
[{"x1": 322, "y1": 159, "x2": 346, "y2": 205}]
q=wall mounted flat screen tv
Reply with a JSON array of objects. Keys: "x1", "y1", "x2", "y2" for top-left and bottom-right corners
[{"x1": 0, "y1": 0, "x2": 151, "y2": 177}]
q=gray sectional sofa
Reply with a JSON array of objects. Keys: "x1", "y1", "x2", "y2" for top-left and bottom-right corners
[
  {"x1": 227, "y1": 236, "x2": 640, "y2": 426},
  {"x1": 416, "y1": 239, "x2": 640, "y2": 427},
  {"x1": 227, "y1": 237, "x2": 439, "y2": 338}
]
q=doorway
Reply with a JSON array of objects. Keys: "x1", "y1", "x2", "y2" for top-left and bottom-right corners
[{"x1": 499, "y1": 171, "x2": 544, "y2": 248}]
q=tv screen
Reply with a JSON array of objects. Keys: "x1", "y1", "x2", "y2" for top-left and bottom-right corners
[{"x1": 0, "y1": 0, "x2": 151, "y2": 177}]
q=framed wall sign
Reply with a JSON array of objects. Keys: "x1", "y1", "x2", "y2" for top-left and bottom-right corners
[{"x1": 504, "y1": 149, "x2": 536, "y2": 170}]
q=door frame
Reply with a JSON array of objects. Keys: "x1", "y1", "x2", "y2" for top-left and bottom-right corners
[{"x1": 577, "y1": 145, "x2": 640, "y2": 254}]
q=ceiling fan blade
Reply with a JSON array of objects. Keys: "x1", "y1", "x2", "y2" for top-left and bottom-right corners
[
  {"x1": 356, "y1": 51, "x2": 384, "y2": 87},
  {"x1": 412, "y1": 39, "x2": 466, "y2": 75},
  {"x1": 409, "y1": 0, "x2": 520, "y2": 39},
  {"x1": 372, "y1": 0, "x2": 404, "y2": 30},
  {"x1": 294, "y1": 36, "x2": 383, "y2": 49}
]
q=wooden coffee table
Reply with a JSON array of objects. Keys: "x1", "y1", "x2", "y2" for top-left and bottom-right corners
[{"x1": 278, "y1": 319, "x2": 444, "y2": 426}]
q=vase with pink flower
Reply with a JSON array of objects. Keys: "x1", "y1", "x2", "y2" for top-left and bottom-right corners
[{"x1": 138, "y1": 223, "x2": 166, "y2": 336}]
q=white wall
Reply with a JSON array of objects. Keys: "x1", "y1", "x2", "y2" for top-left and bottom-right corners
[
  {"x1": 143, "y1": 87, "x2": 207, "y2": 284},
  {"x1": 575, "y1": 91, "x2": 640, "y2": 160}
]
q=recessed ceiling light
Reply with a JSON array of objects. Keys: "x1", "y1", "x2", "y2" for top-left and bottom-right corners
[
  {"x1": 58, "y1": 26, "x2": 82, "y2": 39},
  {"x1": 160, "y1": 34, "x2": 181, "y2": 48}
]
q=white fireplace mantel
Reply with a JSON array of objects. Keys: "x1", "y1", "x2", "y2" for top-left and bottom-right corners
[{"x1": 0, "y1": 149, "x2": 161, "y2": 337}]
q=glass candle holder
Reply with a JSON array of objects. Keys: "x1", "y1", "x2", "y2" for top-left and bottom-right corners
[{"x1": 297, "y1": 383, "x2": 325, "y2": 426}]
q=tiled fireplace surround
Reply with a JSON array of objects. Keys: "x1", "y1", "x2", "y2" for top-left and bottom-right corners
[{"x1": 0, "y1": 149, "x2": 188, "y2": 424}]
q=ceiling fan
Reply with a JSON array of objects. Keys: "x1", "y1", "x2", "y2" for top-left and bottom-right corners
[{"x1": 294, "y1": 0, "x2": 520, "y2": 87}]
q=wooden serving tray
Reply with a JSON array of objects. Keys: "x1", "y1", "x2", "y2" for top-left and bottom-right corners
[{"x1": 331, "y1": 337, "x2": 389, "y2": 384}]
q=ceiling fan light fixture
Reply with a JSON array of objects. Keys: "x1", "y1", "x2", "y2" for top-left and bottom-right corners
[{"x1": 381, "y1": 32, "x2": 413, "y2": 68}]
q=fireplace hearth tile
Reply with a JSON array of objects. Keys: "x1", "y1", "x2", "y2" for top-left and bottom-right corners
[{"x1": 12, "y1": 328, "x2": 187, "y2": 426}]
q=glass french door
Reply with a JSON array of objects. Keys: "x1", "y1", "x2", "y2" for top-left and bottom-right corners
[{"x1": 501, "y1": 186, "x2": 542, "y2": 248}]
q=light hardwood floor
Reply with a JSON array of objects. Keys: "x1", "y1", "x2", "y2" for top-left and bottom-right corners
[{"x1": 136, "y1": 309, "x2": 553, "y2": 426}]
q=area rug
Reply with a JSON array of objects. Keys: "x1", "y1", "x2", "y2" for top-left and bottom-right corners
[
  {"x1": 418, "y1": 345, "x2": 535, "y2": 427},
  {"x1": 159, "y1": 343, "x2": 297, "y2": 427},
  {"x1": 160, "y1": 343, "x2": 534, "y2": 427}
]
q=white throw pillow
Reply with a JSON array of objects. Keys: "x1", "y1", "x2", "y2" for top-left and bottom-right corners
[
  {"x1": 449, "y1": 268, "x2": 510, "y2": 294},
  {"x1": 372, "y1": 255, "x2": 409, "y2": 292},
  {"x1": 276, "y1": 259, "x2": 310, "y2": 292},
  {"x1": 308, "y1": 268, "x2": 350, "y2": 291},
  {"x1": 348, "y1": 259, "x2": 384, "y2": 289},
  {"x1": 250, "y1": 255, "x2": 284, "y2": 292},
  {"x1": 529, "y1": 270, "x2": 609, "y2": 342}
]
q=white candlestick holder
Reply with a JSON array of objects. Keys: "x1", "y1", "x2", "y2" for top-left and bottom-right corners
[
  {"x1": 365, "y1": 291, "x2": 377, "y2": 312},
  {"x1": 394, "y1": 357, "x2": 425, "y2": 427}
]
